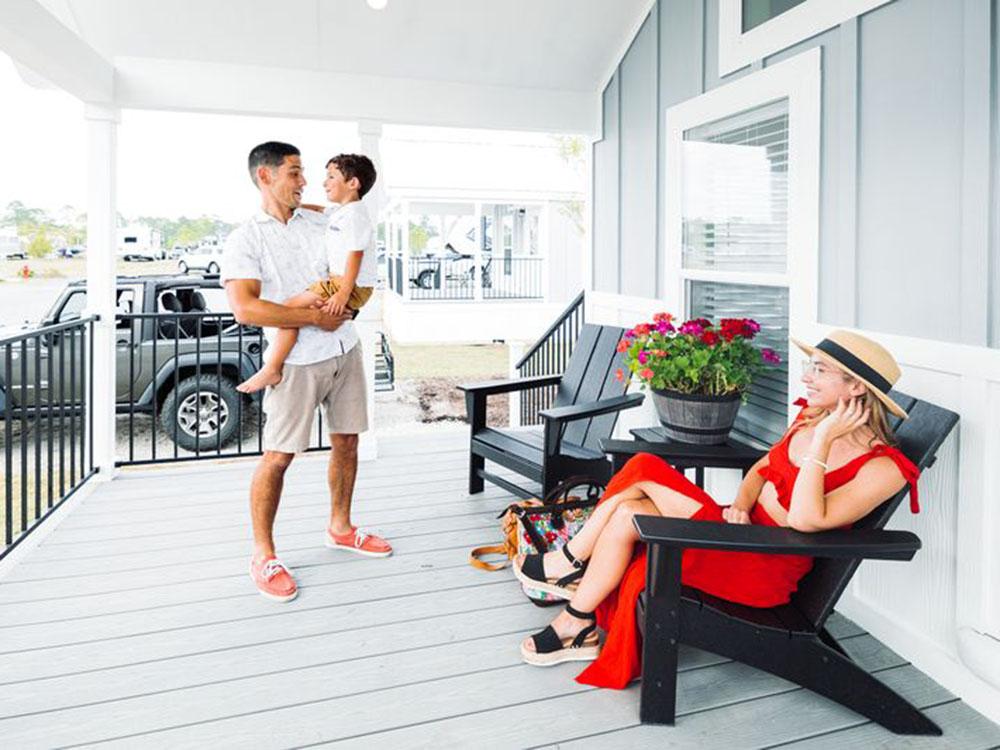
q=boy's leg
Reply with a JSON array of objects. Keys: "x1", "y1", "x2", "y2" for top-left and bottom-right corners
[{"x1": 236, "y1": 291, "x2": 324, "y2": 394}]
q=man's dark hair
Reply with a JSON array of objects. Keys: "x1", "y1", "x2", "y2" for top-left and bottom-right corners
[
  {"x1": 247, "y1": 141, "x2": 300, "y2": 186},
  {"x1": 326, "y1": 154, "x2": 377, "y2": 198}
]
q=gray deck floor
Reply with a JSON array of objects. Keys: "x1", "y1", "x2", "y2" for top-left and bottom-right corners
[{"x1": 1, "y1": 432, "x2": 998, "y2": 749}]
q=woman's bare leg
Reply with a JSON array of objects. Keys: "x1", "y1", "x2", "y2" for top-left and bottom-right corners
[
  {"x1": 515, "y1": 483, "x2": 648, "y2": 580},
  {"x1": 522, "y1": 482, "x2": 703, "y2": 653},
  {"x1": 237, "y1": 291, "x2": 323, "y2": 393},
  {"x1": 522, "y1": 497, "x2": 658, "y2": 653}
]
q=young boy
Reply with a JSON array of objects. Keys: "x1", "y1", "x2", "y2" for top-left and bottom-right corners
[{"x1": 236, "y1": 154, "x2": 379, "y2": 394}]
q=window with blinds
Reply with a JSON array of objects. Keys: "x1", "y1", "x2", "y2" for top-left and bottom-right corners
[
  {"x1": 681, "y1": 98, "x2": 791, "y2": 446},
  {"x1": 741, "y1": 0, "x2": 808, "y2": 32},
  {"x1": 681, "y1": 99, "x2": 789, "y2": 274},
  {"x1": 689, "y1": 281, "x2": 789, "y2": 446}
]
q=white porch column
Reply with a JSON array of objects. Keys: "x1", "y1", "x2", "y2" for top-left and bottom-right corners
[
  {"x1": 473, "y1": 202, "x2": 484, "y2": 302},
  {"x1": 401, "y1": 200, "x2": 412, "y2": 302},
  {"x1": 354, "y1": 120, "x2": 384, "y2": 462},
  {"x1": 357, "y1": 120, "x2": 387, "y2": 223},
  {"x1": 84, "y1": 103, "x2": 119, "y2": 480}
]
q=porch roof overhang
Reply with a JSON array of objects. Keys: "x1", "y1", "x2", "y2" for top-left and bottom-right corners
[{"x1": 2, "y1": 0, "x2": 656, "y2": 135}]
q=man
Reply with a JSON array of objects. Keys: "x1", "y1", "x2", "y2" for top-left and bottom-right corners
[{"x1": 223, "y1": 141, "x2": 392, "y2": 603}]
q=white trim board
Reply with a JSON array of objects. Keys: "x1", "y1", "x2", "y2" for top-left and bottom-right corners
[
  {"x1": 663, "y1": 47, "x2": 821, "y2": 415},
  {"x1": 717, "y1": 0, "x2": 894, "y2": 77}
]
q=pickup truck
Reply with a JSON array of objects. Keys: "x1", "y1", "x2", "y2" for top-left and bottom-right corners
[{"x1": 0, "y1": 275, "x2": 262, "y2": 452}]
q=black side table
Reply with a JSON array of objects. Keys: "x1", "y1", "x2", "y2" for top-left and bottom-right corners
[{"x1": 600, "y1": 427, "x2": 767, "y2": 489}]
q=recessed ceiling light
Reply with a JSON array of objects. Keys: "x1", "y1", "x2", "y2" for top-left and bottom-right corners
[{"x1": 366, "y1": 0, "x2": 388, "y2": 9}]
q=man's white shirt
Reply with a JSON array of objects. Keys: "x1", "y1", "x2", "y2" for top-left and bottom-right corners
[
  {"x1": 221, "y1": 208, "x2": 359, "y2": 365},
  {"x1": 324, "y1": 201, "x2": 378, "y2": 287}
]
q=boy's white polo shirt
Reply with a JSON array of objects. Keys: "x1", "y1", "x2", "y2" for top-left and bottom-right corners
[
  {"x1": 325, "y1": 201, "x2": 378, "y2": 287},
  {"x1": 221, "y1": 208, "x2": 359, "y2": 365}
]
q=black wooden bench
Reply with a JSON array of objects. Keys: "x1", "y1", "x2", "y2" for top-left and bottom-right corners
[
  {"x1": 631, "y1": 391, "x2": 958, "y2": 735},
  {"x1": 458, "y1": 323, "x2": 644, "y2": 499}
]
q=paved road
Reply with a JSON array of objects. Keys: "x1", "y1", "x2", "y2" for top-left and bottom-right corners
[{"x1": 0, "y1": 280, "x2": 66, "y2": 326}]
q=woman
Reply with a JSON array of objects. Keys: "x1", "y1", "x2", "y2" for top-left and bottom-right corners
[{"x1": 513, "y1": 330, "x2": 921, "y2": 689}]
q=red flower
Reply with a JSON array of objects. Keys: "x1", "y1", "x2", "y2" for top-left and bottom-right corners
[
  {"x1": 544, "y1": 531, "x2": 557, "y2": 543},
  {"x1": 615, "y1": 368, "x2": 625, "y2": 382},
  {"x1": 616, "y1": 339, "x2": 629, "y2": 353},
  {"x1": 652, "y1": 312, "x2": 674, "y2": 323},
  {"x1": 633, "y1": 323, "x2": 651, "y2": 336},
  {"x1": 701, "y1": 330, "x2": 720, "y2": 346},
  {"x1": 639, "y1": 367, "x2": 655, "y2": 380}
]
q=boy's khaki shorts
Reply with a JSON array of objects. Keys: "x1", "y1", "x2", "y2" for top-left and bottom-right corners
[
  {"x1": 262, "y1": 343, "x2": 368, "y2": 453},
  {"x1": 307, "y1": 276, "x2": 374, "y2": 310}
]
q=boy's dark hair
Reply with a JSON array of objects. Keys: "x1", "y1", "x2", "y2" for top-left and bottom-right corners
[
  {"x1": 247, "y1": 141, "x2": 300, "y2": 186},
  {"x1": 327, "y1": 154, "x2": 377, "y2": 198}
]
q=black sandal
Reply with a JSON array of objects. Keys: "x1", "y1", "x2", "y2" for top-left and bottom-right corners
[
  {"x1": 513, "y1": 545, "x2": 588, "y2": 600},
  {"x1": 520, "y1": 603, "x2": 600, "y2": 666}
]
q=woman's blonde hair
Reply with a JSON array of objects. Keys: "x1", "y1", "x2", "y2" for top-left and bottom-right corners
[{"x1": 796, "y1": 377, "x2": 897, "y2": 447}]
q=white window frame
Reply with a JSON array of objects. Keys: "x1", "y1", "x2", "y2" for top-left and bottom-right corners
[
  {"x1": 663, "y1": 47, "x2": 821, "y2": 415},
  {"x1": 718, "y1": 0, "x2": 892, "y2": 77}
]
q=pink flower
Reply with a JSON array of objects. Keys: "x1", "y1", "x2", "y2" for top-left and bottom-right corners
[
  {"x1": 679, "y1": 321, "x2": 704, "y2": 336},
  {"x1": 656, "y1": 320, "x2": 675, "y2": 334},
  {"x1": 761, "y1": 347, "x2": 781, "y2": 364},
  {"x1": 637, "y1": 350, "x2": 649, "y2": 365}
]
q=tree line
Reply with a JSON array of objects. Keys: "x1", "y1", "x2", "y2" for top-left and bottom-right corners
[{"x1": 1, "y1": 201, "x2": 236, "y2": 258}]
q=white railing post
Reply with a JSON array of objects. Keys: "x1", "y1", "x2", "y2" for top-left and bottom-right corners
[
  {"x1": 401, "y1": 200, "x2": 412, "y2": 302},
  {"x1": 84, "y1": 103, "x2": 120, "y2": 481},
  {"x1": 539, "y1": 203, "x2": 551, "y2": 302},
  {"x1": 473, "y1": 202, "x2": 484, "y2": 302}
]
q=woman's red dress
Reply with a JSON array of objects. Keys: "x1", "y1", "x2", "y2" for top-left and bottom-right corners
[{"x1": 575, "y1": 401, "x2": 921, "y2": 689}]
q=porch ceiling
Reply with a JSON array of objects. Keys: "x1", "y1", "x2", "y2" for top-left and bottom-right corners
[{"x1": 9, "y1": 0, "x2": 654, "y2": 132}]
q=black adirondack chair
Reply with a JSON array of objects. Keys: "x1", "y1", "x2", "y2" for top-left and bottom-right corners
[
  {"x1": 458, "y1": 323, "x2": 644, "y2": 500},
  {"x1": 631, "y1": 391, "x2": 958, "y2": 735}
]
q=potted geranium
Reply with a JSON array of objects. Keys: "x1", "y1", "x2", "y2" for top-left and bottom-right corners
[{"x1": 617, "y1": 313, "x2": 781, "y2": 444}]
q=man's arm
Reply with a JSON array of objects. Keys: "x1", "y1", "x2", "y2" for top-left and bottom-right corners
[{"x1": 226, "y1": 278, "x2": 348, "y2": 331}]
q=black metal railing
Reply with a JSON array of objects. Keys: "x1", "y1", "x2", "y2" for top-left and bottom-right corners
[
  {"x1": 483, "y1": 257, "x2": 544, "y2": 300},
  {"x1": 376, "y1": 330, "x2": 395, "y2": 392},
  {"x1": 1, "y1": 316, "x2": 97, "y2": 560},
  {"x1": 114, "y1": 312, "x2": 336, "y2": 466},
  {"x1": 514, "y1": 290, "x2": 585, "y2": 426},
  {"x1": 385, "y1": 254, "x2": 545, "y2": 301}
]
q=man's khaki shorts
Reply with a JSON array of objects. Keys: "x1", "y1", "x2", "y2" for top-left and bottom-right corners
[{"x1": 262, "y1": 343, "x2": 368, "y2": 453}]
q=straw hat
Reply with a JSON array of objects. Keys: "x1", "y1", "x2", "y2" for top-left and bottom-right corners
[{"x1": 790, "y1": 330, "x2": 908, "y2": 419}]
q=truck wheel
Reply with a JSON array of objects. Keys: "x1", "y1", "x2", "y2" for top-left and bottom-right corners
[
  {"x1": 207, "y1": 262, "x2": 220, "y2": 274},
  {"x1": 178, "y1": 261, "x2": 189, "y2": 274},
  {"x1": 416, "y1": 269, "x2": 436, "y2": 289},
  {"x1": 160, "y1": 375, "x2": 240, "y2": 452}
]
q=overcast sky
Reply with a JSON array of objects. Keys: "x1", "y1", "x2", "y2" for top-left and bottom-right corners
[{"x1": 0, "y1": 53, "x2": 585, "y2": 223}]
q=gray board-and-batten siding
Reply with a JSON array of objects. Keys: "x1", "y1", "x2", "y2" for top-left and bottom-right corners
[{"x1": 593, "y1": 0, "x2": 1000, "y2": 348}]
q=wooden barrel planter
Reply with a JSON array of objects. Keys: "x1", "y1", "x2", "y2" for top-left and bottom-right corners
[{"x1": 650, "y1": 389, "x2": 742, "y2": 444}]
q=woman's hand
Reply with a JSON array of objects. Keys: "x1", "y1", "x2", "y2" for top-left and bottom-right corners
[
  {"x1": 814, "y1": 398, "x2": 870, "y2": 445},
  {"x1": 722, "y1": 505, "x2": 751, "y2": 525}
]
